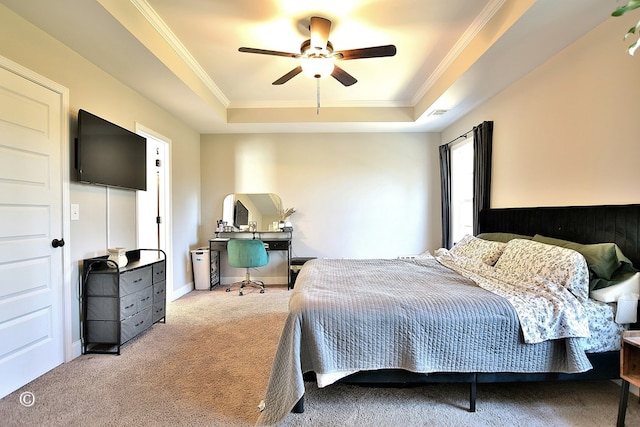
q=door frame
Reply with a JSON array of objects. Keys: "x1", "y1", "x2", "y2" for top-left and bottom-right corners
[
  {"x1": 135, "y1": 124, "x2": 173, "y2": 302},
  {"x1": 0, "y1": 55, "x2": 73, "y2": 362}
]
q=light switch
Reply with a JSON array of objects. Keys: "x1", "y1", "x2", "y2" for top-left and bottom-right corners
[{"x1": 71, "y1": 204, "x2": 80, "y2": 220}]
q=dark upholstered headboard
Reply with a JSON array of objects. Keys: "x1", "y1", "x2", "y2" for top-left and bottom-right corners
[{"x1": 479, "y1": 204, "x2": 640, "y2": 268}]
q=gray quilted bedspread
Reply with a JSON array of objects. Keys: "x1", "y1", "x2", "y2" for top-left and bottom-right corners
[{"x1": 256, "y1": 258, "x2": 592, "y2": 426}]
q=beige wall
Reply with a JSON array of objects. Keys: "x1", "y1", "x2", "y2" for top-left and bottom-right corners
[
  {"x1": 0, "y1": 6, "x2": 201, "y2": 345},
  {"x1": 442, "y1": 15, "x2": 640, "y2": 208},
  {"x1": 201, "y1": 132, "x2": 442, "y2": 280}
]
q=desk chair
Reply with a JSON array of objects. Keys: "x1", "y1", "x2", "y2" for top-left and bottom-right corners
[{"x1": 226, "y1": 239, "x2": 269, "y2": 296}]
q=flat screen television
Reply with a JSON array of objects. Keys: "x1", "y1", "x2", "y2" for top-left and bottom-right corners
[
  {"x1": 234, "y1": 200, "x2": 249, "y2": 228},
  {"x1": 76, "y1": 109, "x2": 147, "y2": 191}
]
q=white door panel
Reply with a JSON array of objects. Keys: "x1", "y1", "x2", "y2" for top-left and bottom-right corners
[
  {"x1": 0, "y1": 257, "x2": 50, "y2": 299},
  {"x1": 0, "y1": 62, "x2": 65, "y2": 398}
]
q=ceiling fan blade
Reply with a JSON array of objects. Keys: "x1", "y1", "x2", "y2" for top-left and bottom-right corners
[
  {"x1": 335, "y1": 45, "x2": 397, "y2": 60},
  {"x1": 272, "y1": 66, "x2": 303, "y2": 85},
  {"x1": 331, "y1": 65, "x2": 357, "y2": 86},
  {"x1": 239, "y1": 47, "x2": 298, "y2": 58},
  {"x1": 309, "y1": 16, "x2": 331, "y2": 51}
]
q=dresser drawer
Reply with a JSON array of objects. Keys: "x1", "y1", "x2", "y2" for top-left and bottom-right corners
[
  {"x1": 85, "y1": 272, "x2": 118, "y2": 296},
  {"x1": 153, "y1": 281, "x2": 166, "y2": 303},
  {"x1": 119, "y1": 292, "x2": 138, "y2": 319},
  {"x1": 266, "y1": 240, "x2": 289, "y2": 250},
  {"x1": 86, "y1": 296, "x2": 118, "y2": 321},
  {"x1": 120, "y1": 266, "x2": 152, "y2": 296},
  {"x1": 85, "y1": 320, "x2": 118, "y2": 343},
  {"x1": 152, "y1": 261, "x2": 166, "y2": 283},
  {"x1": 152, "y1": 301, "x2": 166, "y2": 323},
  {"x1": 119, "y1": 286, "x2": 153, "y2": 320},
  {"x1": 210, "y1": 240, "x2": 227, "y2": 251},
  {"x1": 121, "y1": 306, "x2": 152, "y2": 343},
  {"x1": 138, "y1": 286, "x2": 153, "y2": 311}
]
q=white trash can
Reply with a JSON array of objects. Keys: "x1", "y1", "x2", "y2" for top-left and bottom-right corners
[{"x1": 191, "y1": 248, "x2": 210, "y2": 290}]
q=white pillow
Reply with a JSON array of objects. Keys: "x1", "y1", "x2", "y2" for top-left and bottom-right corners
[
  {"x1": 590, "y1": 272, "x2": 640, "y2": 303},
  {"x1": 414, "y1": 250, "x2": 433, "y2": 259},
  {"x1": 494, "y1": 239, "x2": 590, "y2": 302},
  {"x1": 449, "y1": 234, "x2": 506, "y2": 266}
]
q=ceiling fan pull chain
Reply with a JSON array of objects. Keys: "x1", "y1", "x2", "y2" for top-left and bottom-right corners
[{"x1": 316, "y1": 78, "x2": 321, "y2": 115}]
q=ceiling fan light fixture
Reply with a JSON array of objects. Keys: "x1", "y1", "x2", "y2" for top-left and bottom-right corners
[
  {"x1": 301, "y1": 56, "x2": 335, "y2": 79},
  {"x1": 238, "y1": 17, "x2": 396, "y2": 86}
]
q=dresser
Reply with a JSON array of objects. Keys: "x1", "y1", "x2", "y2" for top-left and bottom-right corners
[{"x1": 82, "y1": 249, "x2": 166, "y2": 355}]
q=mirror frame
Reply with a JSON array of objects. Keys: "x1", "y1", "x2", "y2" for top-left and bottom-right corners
[{"x1": 221, "y1": 193, "x2": 282, "y2": 231}]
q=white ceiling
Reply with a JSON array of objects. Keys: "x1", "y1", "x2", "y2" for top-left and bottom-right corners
[{"x1": 1, "y1": 0, "x2": 614, "y2": 133}]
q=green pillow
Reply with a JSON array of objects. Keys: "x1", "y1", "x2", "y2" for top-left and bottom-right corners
[
  {"x1": 477, "y1": 232, "x2": 532, "y2": 243},
  {"x1": 590, "y1": 263, "x2": 637, "y2": 291},
  {"x1": 532, "y1": 234, "x2": 631, "y2": 280}
]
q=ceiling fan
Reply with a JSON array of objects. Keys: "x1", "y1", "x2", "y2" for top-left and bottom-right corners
[{"x1": 238, "y1": 16, "x2": 396, "y2": 87}]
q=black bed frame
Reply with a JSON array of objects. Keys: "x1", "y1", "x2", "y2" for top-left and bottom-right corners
[{"x1": 293, "y1": 203, "x2": 640, "y2": 414}]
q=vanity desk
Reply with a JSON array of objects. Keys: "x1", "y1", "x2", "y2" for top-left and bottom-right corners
[{"x1": 209, "y1": 231, "x2": 292, "y2": 290}]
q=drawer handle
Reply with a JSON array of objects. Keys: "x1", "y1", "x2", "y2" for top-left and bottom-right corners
[
  {"x1": 133, "y1": 278, "x2": 142, "y2": 283},
  {"x1": 124, "y1": 304, "x2": 134, "y2": 310},
  {"x1": 141, "y1": 296, "x2": 150, "y2": 302},
  {"x1": 156, "y1": 289, "x2": 165, "y2": 295},
  {"x1": 135, "y1": 320, "x2": 145, "y2": 327},
  {"x1": 155, "y1": 307, "x2": 164, "y2": 313}
]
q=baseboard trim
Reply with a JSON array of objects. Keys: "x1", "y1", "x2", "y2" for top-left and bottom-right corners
[
  {"x1": 71, "y1": 339, "x2": 82, "y2": 359},
  {"x1": 64, "y1": 339, "x2": 82, "y2": 363},
  {"x1": 172, "y1": 282, "x2": 193, "y2": 301}
]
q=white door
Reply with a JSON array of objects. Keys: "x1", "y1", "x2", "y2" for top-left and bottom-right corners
[{"x1": 0, "y1": 62, "x2": 66, "y2": 398}]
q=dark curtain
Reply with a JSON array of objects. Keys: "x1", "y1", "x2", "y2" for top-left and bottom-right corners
[
  {"x1": 472, "y1": 121, "x2": 493, "y2": 235},
  {"x1": 439, "y1": 144, "x2": 452, "y2": 249}
]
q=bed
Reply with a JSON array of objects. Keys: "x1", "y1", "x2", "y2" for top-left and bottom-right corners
[{"x1": 256, "y1": 204, "x2": 640, "y2": 426}]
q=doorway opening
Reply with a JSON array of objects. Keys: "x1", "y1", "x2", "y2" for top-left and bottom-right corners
[{"x1": 136, "y1": 125, "x2": 172, "y2": 301}]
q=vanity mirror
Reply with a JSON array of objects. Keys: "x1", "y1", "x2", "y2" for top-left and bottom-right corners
[{"x1": 222, "y1": 193, "x2": 282, "y2": 231}]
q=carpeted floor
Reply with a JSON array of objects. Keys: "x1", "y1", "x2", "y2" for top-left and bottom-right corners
[{"x1": 1, "y1": 284, "x2": 638, "y2": 426}]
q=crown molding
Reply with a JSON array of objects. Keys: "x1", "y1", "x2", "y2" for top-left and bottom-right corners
[
  {"x1": 130, "y1": 0, "x2": 230, "y2": 107},
  {"x1": 410, "y1": 0, "x2": 506, "y2": 106}
]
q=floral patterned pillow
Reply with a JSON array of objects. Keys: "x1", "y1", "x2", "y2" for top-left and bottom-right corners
[
  {"x1": 494, "y1": 239, "x2": 590, "y2": 301},
  {"x1": 449, "y1": 234, "x2": 506, "y2": 266}
]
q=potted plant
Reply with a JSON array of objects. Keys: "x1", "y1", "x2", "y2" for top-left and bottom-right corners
[{"x1": 612, "y1": 0, "x2": 640, "y2": 55}]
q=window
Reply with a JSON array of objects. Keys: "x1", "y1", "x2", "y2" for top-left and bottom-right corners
[{"x1": 451, "y1": 138, "x2": 474, "y2": 244}]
